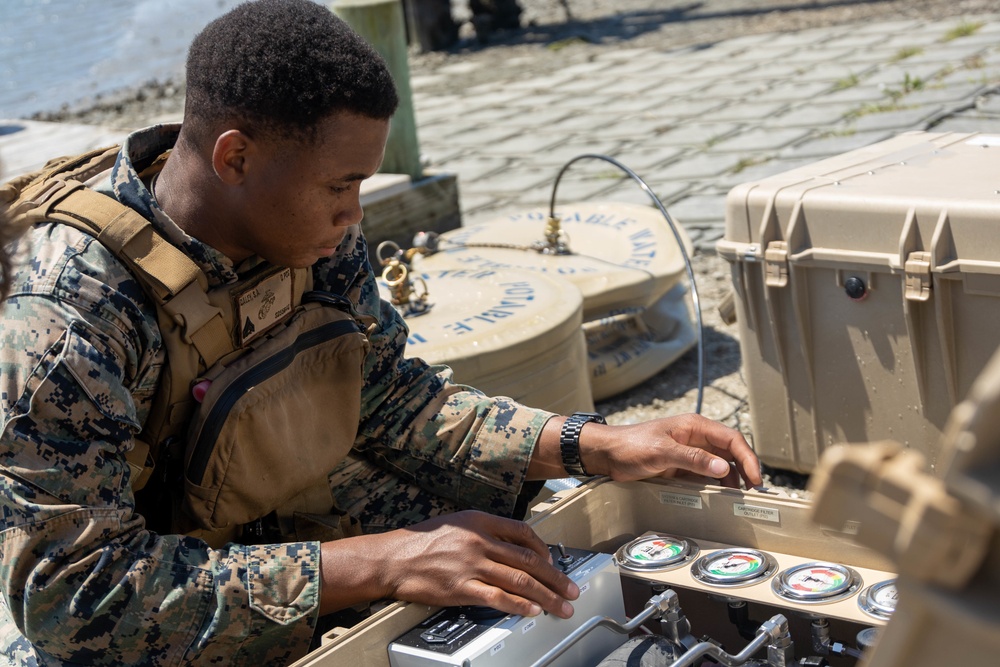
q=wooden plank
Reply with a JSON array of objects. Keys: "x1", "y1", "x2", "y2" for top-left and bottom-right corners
[
  {"x1": 361, "y1": 171, "x2": 461, "y2": 266},
  {"x1": 360, "y1": 173, "x2": 412, "y2": 206}
]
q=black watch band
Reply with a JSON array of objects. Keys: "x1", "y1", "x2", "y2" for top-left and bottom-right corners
[{"x1": 559, "y1": 412, "x2": 606, "y2": 476}]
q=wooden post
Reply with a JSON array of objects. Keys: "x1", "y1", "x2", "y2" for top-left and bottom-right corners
[{"x1": 330, "y1": 0, "x2": 423, "y2": 180}]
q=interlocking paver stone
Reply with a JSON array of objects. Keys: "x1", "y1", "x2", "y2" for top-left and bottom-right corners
[
  {"x1": 778, "y1": 130, "x2": 897, "y2": 160},
  {"x1": 707, "y1": 128, "x2": 813, "y2": 153},
  {"x1": 762, "y1": 103, "x2": 859, "y2": 129}
]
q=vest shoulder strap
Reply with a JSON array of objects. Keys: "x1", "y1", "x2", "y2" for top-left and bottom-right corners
[{"x1": 6, "y1": 148, "x2": 233, "y2": 368}]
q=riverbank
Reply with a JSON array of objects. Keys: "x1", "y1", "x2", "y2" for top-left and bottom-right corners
[{"x1": 29, "y1": 0, "x2": 1000, "y2": 128}]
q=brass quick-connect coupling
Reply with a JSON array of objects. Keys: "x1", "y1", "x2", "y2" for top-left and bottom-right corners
[
  {"x1": 544, "y1": 215, "x2": 561, "y2": 246},
  {"x1": 539, "y1": 215, "x2": 570, "y2": 254},
  {"x1": 377, "y1": 240, "x2": 432, "y2": 316}
]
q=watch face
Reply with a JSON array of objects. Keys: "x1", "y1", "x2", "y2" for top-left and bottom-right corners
[
  {"x1": 691, "y1": 549, "x2": 777, "y2": 587},
  {"x1": 772, "y1": 562, "x2": 862, "y2": 604},
  {"x1": 858, "y1": 579, "x2": 898, "y2": 620},
  {"x1": 614, "y1": 535, "x2": 699, "y2": 571}
]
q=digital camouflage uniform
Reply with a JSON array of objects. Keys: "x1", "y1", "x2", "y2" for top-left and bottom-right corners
[{"x1": 0, "y1": 125, "x2": 554, "y2": 665}]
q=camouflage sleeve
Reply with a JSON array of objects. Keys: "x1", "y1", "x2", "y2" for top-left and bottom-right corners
[
  {"x1": 316, "y1": 229, "x2": 555, "y2": 518},
  {"x1": 0, "y1": 227, "x2": 319, "y2": 664}
]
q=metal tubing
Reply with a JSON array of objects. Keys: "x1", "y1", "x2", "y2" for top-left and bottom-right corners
[
  {"x1": 665, "y1": 614, "x2": 789, "y2": 667},
  {"x1": 547, "y1": 154, "x2": 706, "y2": 414},
  {"x1": 666, "y1": 632, "x2": 771, "y2": 667},
  {"x1": 529, "y1": 593, "x2": 672, "y2": 667}
]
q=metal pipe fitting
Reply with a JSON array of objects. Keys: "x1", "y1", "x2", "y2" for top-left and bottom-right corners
[
  {"x1": 657, "y1": 590, "x2": 696, "y2": 651},
  {"x1": 664, "y1": 614, "x2": 790, "y2": 667},
  {"x1": 530, "y1": 592, "x2": 680, "y2": 667},
  {"x1": 810, "y1": 617, "x2": 864, "y2": 660},
  {"x1": 764, "y1": 616, "x2": 795, "y2": 667},
  {"x1": 811, "y1": 618, "x2": 831, "y2": 655}
]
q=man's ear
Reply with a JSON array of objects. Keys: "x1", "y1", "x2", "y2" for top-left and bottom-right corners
[{"x1": 211, "y1": 129, "x2": 256, "y2": 185}]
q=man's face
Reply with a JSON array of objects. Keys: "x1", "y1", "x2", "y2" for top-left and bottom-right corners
[{"x1": 234, "y1": 111, "x2": 390, "y2": 268}]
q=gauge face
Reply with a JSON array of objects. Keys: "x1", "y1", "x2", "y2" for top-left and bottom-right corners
[
  {"x1": 787, "y1": 566, "x2": 848, "y2": 593},
  {"x1": 615, "y1": 535, "x2": 698, "y2": 571},
  {"x1": 706, "y1": 552, "x2": 764, "y2": 576},
  {"x1": 691, "y1": 549, "x2": 777, "y2": 587},
  {"x1": 629, "y1": 537, "x2": 684, "y2": 562},
  {"x1": 772, "y1": 562, "x2": 861, "y2": 604},
  {"x1": 871, "y1": 582, "x2": 898, "y2": 607},
  {"x1": 859, "y1": 579, "x2": 898, "y2": 619}
]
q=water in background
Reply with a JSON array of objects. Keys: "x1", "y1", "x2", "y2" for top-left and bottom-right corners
[{"x1": 0, "y1": 0, "x2": 254, "y2": 119}]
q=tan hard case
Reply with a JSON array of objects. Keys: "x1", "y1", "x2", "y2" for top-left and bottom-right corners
[
  {"x1": 717, "y1": 131, "x2": 1000, "y2": 473},
  {"x1": 292, "y1": 478, "x2": 895, "y2": 667}
]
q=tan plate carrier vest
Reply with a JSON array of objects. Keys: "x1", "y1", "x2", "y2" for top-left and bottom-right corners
[{"x1": 2, "y1": 146, "x2": 372, "y2": 547}]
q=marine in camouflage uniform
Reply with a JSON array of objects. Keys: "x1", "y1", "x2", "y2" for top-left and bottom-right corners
[
  {"x1": 0, "y1": 123, "x2": 552, "y2": 664},
  {"x1": 0, "y1": 2, "x2": 763, "y2": 664}
]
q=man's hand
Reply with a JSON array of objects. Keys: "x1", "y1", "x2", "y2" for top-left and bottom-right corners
[
  {"x1": 588, "y1": 414, "x2": 762, "y2": 488},
  {"x1": 529, "y1": 413, "x2": 762, "y2": 489},
  {"x1": 319, "y1": 511, "x2": 579, "y2": 618}
]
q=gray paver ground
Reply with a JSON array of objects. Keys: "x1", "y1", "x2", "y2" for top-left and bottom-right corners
[{"x1": 410, "y1": 13, "x2": 1000, "y2": 252}]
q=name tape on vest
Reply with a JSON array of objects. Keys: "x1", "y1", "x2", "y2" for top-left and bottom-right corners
[{"x1": 235, "y1": 267, "x2": 294, "y2": 345}]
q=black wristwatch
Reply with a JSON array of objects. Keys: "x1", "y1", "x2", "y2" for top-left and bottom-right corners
[{"x1": 560, "y1": 412, "x2": 606, "y2": 476}]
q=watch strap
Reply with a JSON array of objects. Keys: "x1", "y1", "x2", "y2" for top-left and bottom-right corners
[{"x1": 559, "y1": 412, "x2": 606, "y2": 476}]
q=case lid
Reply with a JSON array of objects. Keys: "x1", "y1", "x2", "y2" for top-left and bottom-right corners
[{"x1": 719, "y1": 132, "x2": 1000, "y2": 280}]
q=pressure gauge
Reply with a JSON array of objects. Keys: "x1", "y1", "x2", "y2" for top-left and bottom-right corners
[
  {"x1": 772, "y1": 562, "x2": 862, "y2": 604},
  {"x1": 614, "y1": 534, "x2": 699, "y2": 572},
  {"x1": 858, "y1": 579, "x2": 898, "y2": 620},
  {"x1": 690, "y1": 548, "x2": 778, "y2": 588}
]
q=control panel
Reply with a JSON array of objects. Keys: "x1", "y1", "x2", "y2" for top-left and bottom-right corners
[{"x1": 387, "y1": 545, "x2": 625, "y2": 667}]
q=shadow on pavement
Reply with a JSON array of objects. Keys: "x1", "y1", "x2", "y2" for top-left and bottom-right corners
[
  {"x1": 596, "y1": 323, "x2": 743, "y2": 414},
  {"x1": 448, "y1": 0, "x2": 900, "y2": 52}
]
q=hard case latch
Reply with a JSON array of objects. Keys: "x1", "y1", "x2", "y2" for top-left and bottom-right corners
[
  {"x1": 764, "y1": 241, "x2": 789, "y2": 287},
  {"x1": 904, "y1": 251, "x2": 932, "y2": 301}
]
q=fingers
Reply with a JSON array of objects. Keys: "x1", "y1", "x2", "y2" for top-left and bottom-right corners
[
  {"x1": 717, "y1": 461, "x2": 742, "y2": 488},
  {"x1": 486, "y1": 513, "x2": 556, "y2": 564},
  {"x1": 672, "y1": 441, "x2": 738, "y2": 485},
  {"x1": 672, "y1": 414, "x2": 762, "y2": 487},
  {"x1": 469, "y1": 552, "x2": 578, "y2": 619},
  {"x1": 397, "y1": 512, "x2": 579, "y2": 619},
  {"x1": 477, "y1": 518, "x2": 579, "y2": 617}
]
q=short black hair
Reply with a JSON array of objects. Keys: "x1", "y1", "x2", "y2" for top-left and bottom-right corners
[{"x1": 184, "y1": 0, "x2": 398, "y2": 140}]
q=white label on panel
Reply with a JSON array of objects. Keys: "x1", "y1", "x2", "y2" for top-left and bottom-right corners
[
  {"x1": 733, "y1": 503, "x2": 780, "y2": 523},
  {"x1": 842, "y1": 520, "x2": 861, "y2": 535},
  {"x1": 659, "y1": 492, "x2": 703, "y2": 510}
]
